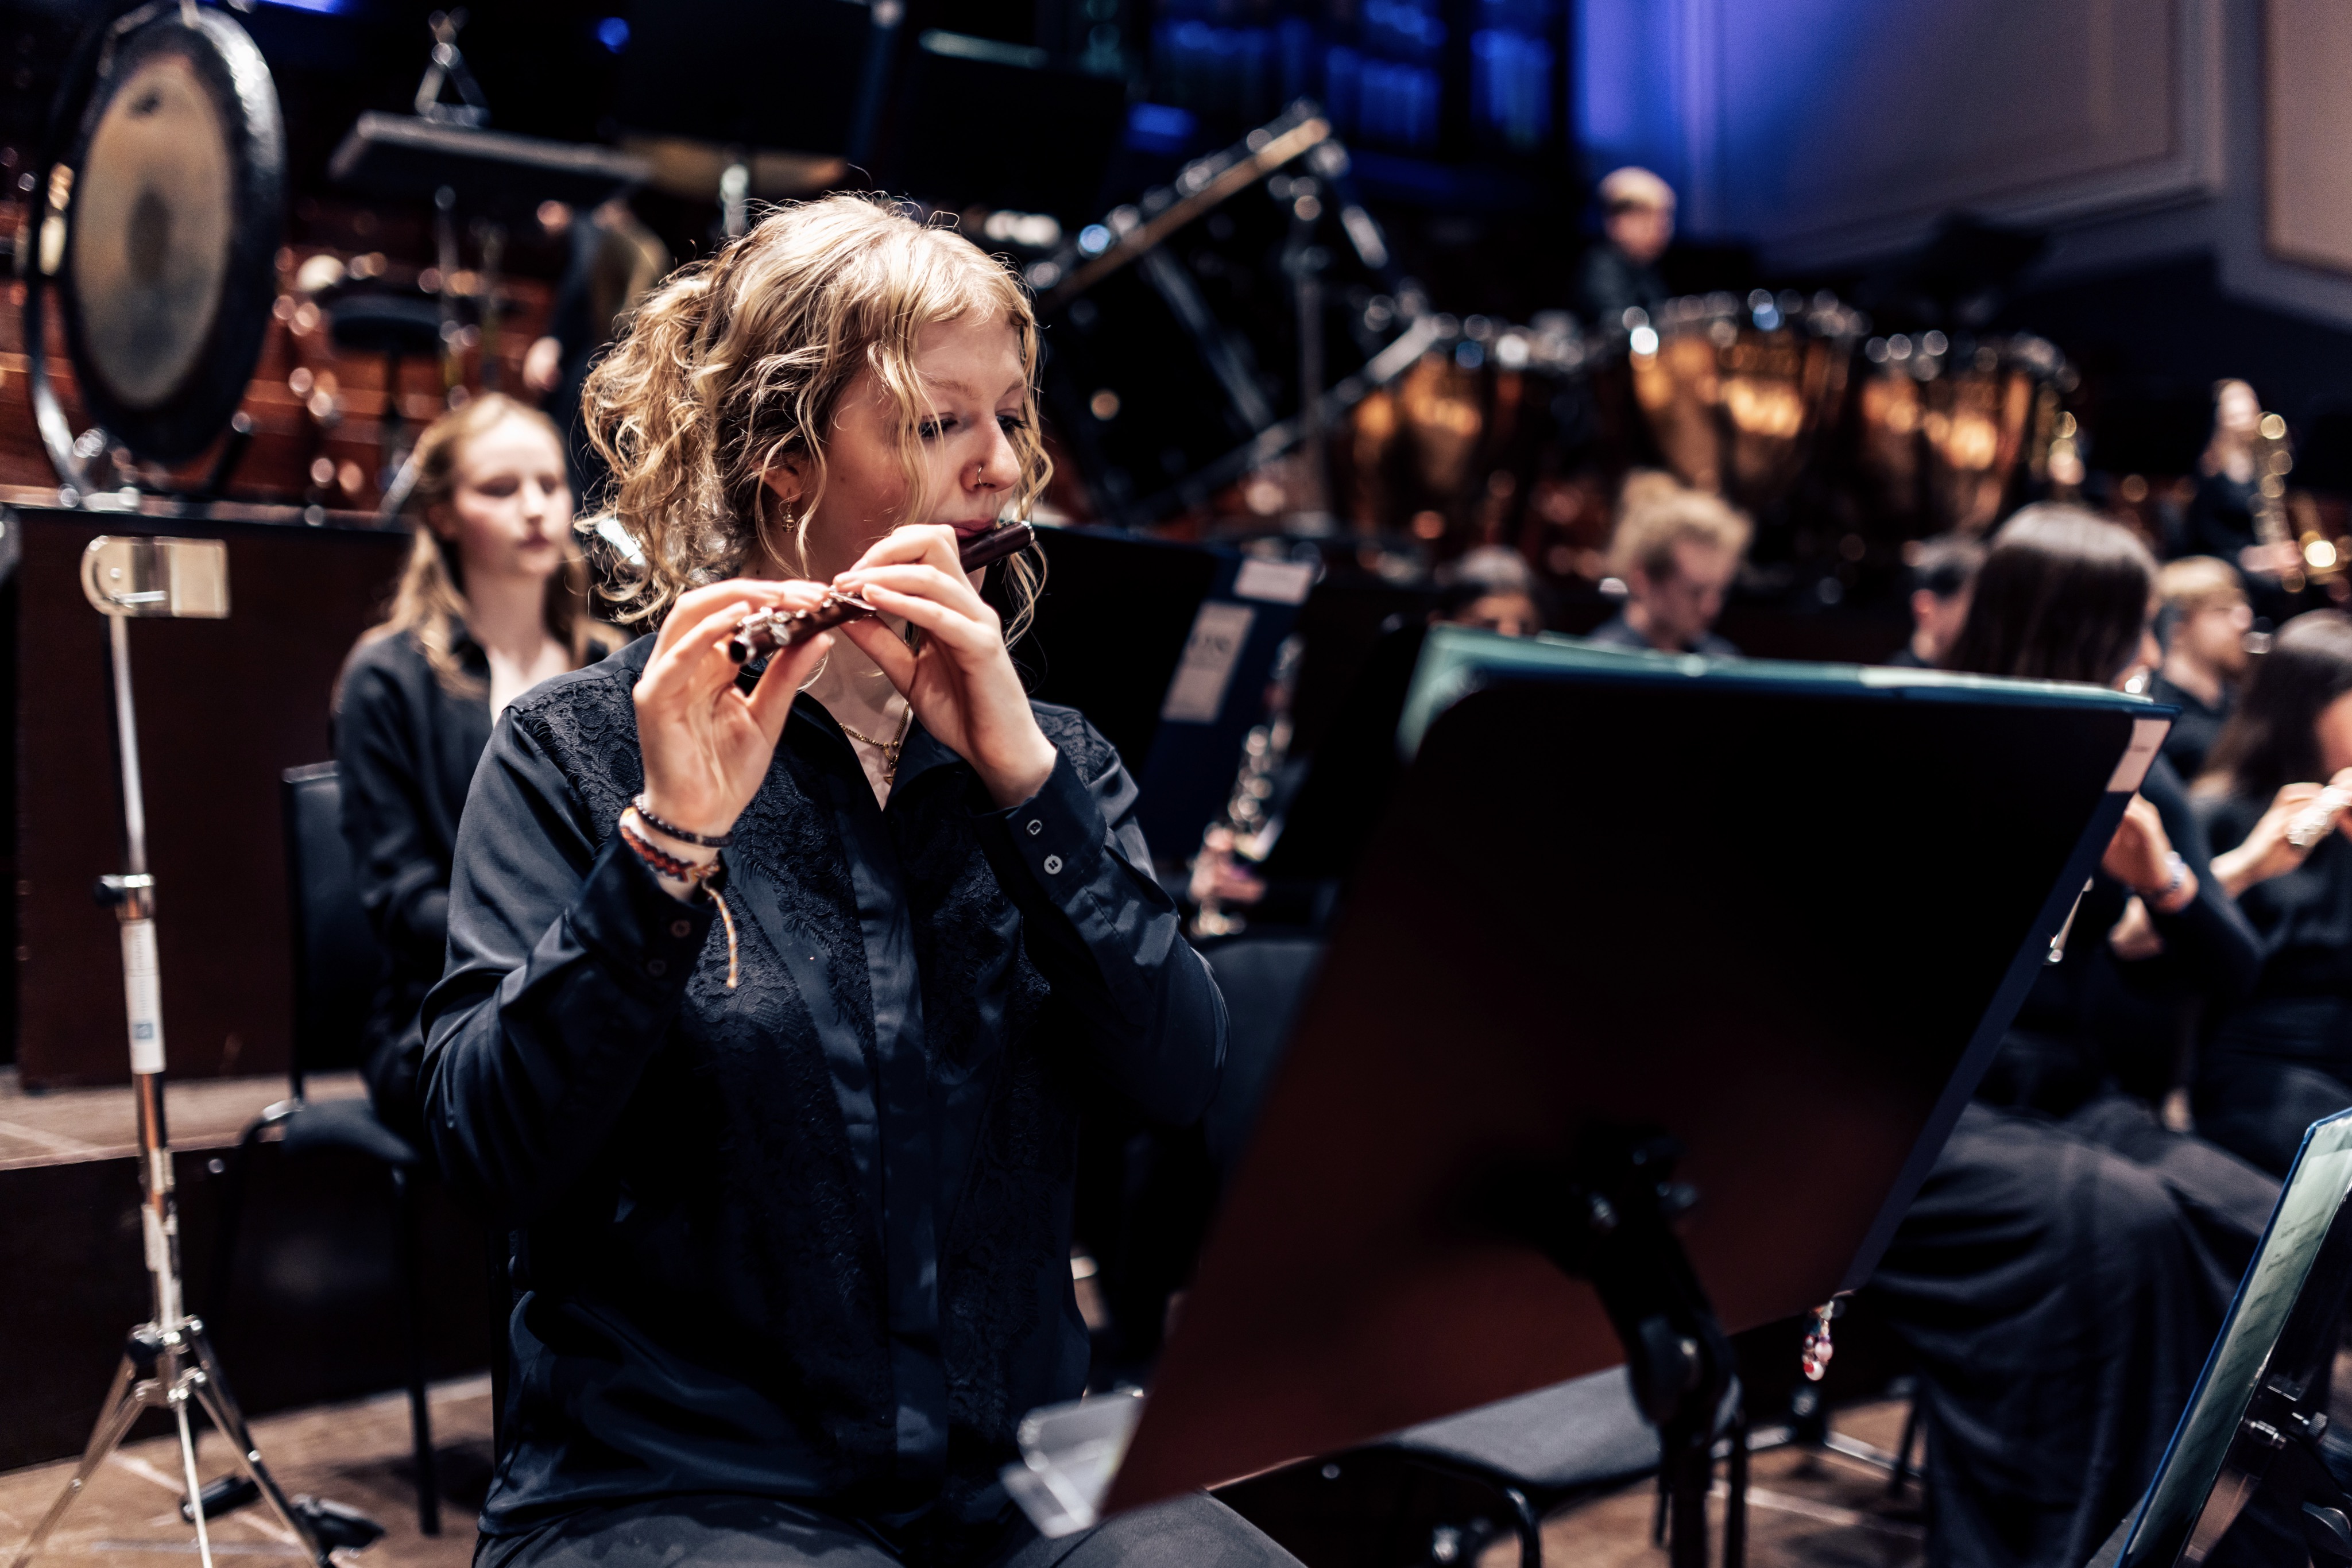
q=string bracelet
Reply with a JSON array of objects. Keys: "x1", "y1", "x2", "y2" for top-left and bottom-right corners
[
  {"x1": 618, "y1": 811, "x2": 739, "y2": 989},
  {"x1": 631, "y1": 795, "x2": 734, "y2": 849}
]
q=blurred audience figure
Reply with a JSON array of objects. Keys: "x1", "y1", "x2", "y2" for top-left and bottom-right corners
[
  {"x1": 2151, "y1": 556, "x2": 2254, "y2": 780},
  {"x1": 1576, "y1": 167, "x2": 1674, "y2": 332},
  {"x1": 1585, "y1": 473, "x2": 1747, "y2": 656},
  {"x1": 1432, "y1": 544, "x2": 1547, "y2": 637},
  {"x1": 2194, "y1": 611, "x2": 2352, "y2": 1176},
  {"x1": 1885, "y1": 533, "x2": 1984, "y2": 668}
]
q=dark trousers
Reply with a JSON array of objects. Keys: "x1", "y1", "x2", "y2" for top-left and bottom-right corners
[{"x1": 477, "y1": 1491, "x2": 1301, "y2": 1568}]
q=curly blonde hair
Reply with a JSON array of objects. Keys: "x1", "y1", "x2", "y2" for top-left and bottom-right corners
[{"x1": 582, "y1": 193, "x2": 1049, "y2": 629}]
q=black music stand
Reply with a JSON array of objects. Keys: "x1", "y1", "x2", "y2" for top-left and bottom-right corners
[
  {"x1": 2105, "y1": 1106, "x2": 2352, "y2": 1567},
  {"x1": 1095, "y1": 634, "x2": 2175, "y2": 1565}
]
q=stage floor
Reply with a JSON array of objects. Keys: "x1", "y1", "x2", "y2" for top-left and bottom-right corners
[
  {"x1": 0, "y1": 1068, "x2": 367, "y2": 1171},
  {"x1": 0, "y1": 1385, "x2": 1925, "y2": 1568}
]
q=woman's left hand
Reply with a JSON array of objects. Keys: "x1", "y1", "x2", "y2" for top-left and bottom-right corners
[{"x1": 834, "y1": 524, "x2": 1057, "y2": 807}]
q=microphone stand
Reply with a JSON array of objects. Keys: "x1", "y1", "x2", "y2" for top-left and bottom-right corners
[{"x1": 9, "y1": 547, "x2": 339, "y2": 1568}]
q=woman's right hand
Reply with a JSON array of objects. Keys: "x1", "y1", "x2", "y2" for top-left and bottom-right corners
[
  {"x1": 633, "y1": 579, "x2": 834, "y2": 846},
  {"x1": 2212, "y1": 772, "x2": 2352, "y2": 896}
]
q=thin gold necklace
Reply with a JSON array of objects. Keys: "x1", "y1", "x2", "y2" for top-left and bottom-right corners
[{"x1": 837, "y1": 703, "x2": 915, "y2": 785}]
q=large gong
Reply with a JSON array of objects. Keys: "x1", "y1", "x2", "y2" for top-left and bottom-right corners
[{"x1": 37, "y1": 6, "x2": 284, "y2": 467}]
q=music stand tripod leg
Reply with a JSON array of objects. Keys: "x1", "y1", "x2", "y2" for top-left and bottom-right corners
[
  {"x1": 183, "y1": 1325, "x2": 332, "y2": 1567},
  {"x1": 5, "y1": 1352, "x2": 154, "y2": 1568}
]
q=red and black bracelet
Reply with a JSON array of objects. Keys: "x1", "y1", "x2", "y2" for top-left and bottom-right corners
[{"x1": 618, "y1": 811, "x2": 740, "y2": 989}]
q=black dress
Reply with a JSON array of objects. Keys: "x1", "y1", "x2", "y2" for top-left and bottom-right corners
[
  {"x1": 1869, "y1": 756, "x2": 2276, "y2": 1568},
  {"x1": 334, "y1": 625, "x2": 499, "y2": 1145},
  {"x1": 420, "y1": 633, "x2": 1254, "y2": 1564},
  {"x1": 2196, "y1": 792, "x2": 2352, "y2": 1175}
]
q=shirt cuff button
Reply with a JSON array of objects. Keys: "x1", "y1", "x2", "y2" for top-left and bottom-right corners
[
  {"x1": 1027, "y1": 819, "x2": 1042, "y2": 835},
  {"x1": 646, "y1": 958, "x2": 667, "y2": 977},
  {"x1": 670, "y1": 919, "x2": 693, "y2": 939},
  {"x1": 1042, "y1": 854, "x2": 1063, "y2": 875}
]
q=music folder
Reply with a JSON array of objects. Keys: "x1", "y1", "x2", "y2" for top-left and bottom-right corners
[{"x1": 1045, "y1": 632, "x2": 2175, "y2": 1515}]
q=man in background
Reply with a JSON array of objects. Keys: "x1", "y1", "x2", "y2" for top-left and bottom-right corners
[
  {"x1": 1576, "y1": 167, "x2": 1676, "y2": 332},
  {"x1": 1585, "y1": 473, "x2": 1748, "y2": 656},
  {"x1": 2150, "y1": 556, "x2": 2254, "y2": 780},
  {"x1": 1886, "y1": 535, "x2": 1986, "y2": 668}
]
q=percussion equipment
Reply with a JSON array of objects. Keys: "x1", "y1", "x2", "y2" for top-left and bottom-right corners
[
  {"x1": 1624, "y1": 289, "x2": 1868, "y2": 513},
  {"x1": 26, "y1": 4, "x2": 286, "y2": 478},
  {"x1": 1848, "y1": 330, "x2": 2074, "y2": 539}
]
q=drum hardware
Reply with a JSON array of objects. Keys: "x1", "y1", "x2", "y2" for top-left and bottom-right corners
[
  {"x1": 1851, "y1": 330, "x2": 2075, "y2": 540},
  {"x1": 1623, "y1": 289, "x2": 1867, "y2": 514},
  {"x1": 9, "y1": 538, "x2": 377, "y2": 1568},
  {"x1": 18, "y1": 1, "x2": 287, "y2": 494},
  {"x1": 1035, "y1": 104, "x2": 1422, "y2": 527}
]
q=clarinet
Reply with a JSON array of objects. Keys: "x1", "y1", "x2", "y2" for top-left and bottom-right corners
[{"x1": 726, "y1": 521, "x2": 1037, "y2": 663}]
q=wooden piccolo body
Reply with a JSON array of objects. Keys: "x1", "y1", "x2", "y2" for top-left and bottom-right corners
[{"x1": 725, "y1": 521, "x2": 1036, "y2": 663}]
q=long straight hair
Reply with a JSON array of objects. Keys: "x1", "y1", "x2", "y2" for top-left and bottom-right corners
[
  {"x1": 2203, "y1": 610, "x2": 2352, "y2": 799},
  {"x1": 362, "y1": 394, "x2": 609, "y2": 697},
  {"x1": 1943, "y1": 504, "x2": 2156, "y2": 686}
]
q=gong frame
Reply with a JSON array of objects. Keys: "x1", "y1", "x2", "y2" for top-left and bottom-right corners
[{"x1": 18, "y1": 1, "x2": 285, "y2": 484}]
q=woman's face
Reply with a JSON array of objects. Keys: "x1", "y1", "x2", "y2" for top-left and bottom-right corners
[
  {"x1": 434, "y1": 413, "x2": 572, "y2": 584},
  {"x1": 768, "y1": 313, "x2": 1028, "y2": 584},
  {"x1": 2317, "y1": 689, "x2": 2352, "y2": 777}
]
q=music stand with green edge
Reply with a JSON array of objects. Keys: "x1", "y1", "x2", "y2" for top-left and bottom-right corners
[
  {"x1": 1005, "y1": 630, "x2": 2179, "y2": 1566},
  {"x1": 2098, "y1": 1106, "x2": 2352, "y2": 1568}
]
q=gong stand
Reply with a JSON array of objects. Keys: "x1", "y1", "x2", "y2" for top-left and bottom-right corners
[{"x1": 7, "y1": 547, "x2": 376, "y2": 1568}]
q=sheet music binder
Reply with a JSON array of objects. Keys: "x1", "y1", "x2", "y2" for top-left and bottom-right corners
[{"x1": 1100, "y1": 631, "x2": 2175, "y2": 1509}]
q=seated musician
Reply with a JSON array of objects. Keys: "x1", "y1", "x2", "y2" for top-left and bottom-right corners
[
  {"x1": 335, "y1": 394, "x2": 620, "y2": 1147},
  {"x1": 1433, "y1": 545, "x2": 1547, "y2": 637},
  {"x1": 2150, "y1": 556, "x2": 2252, "y2": 781},
  {"x1": 2194, "y1": 610, "x2": 2352, "y2": 1176},
  {"x1": 420, "y1": 196, "x2": 1297, "y2": 1568},
  {"x1": 1584, "y1": 473, "x2": 1746, "y2": 656},
  {"x1": 1882, "y1": 533, "x2": 1982, "y2": 668},
  {"x1": 1873, "y1": 506, "x2": 2278, "y2": 1568}
]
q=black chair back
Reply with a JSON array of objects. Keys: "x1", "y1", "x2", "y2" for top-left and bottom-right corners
[{"x1": 280, "y1": 763, "x2": 385, "y2": 1096}]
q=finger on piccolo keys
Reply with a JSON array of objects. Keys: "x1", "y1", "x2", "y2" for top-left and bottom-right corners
[{"x1": 725, "y1": 521, "x2": 1037, "y2": 663}]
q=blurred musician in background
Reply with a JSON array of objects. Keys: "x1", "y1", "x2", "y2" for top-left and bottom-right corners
[
  {"x1": 2150, "y1": 556, "x2": 2253, "y2": 780},
  {"x1": 1872, "y1": 506, "x2": 2280, "y2": 1568},
  {"x1": 1585, "y1": 473, "x2": 1747, "y2": 656},
  {"x1": 2187, "y1": 380, "x2": 2303, "y2": 595},
  {"x1": 335, "y1": 394, "x2": 621, "y2": 1146},
  {"x1": 420, "y1": 196, "x2": 1293, "y2": 1568},
  {"x1": 1884, "y1": 533, "x2": 1983, "y2": 668},
  {"x1": 523, "y1": 198, "x2": 672, "y2": 503},
  {"x1": 1432, "y1": 543, "x2": 1548, "y2": 636},
  {"x1": 2193, "y1": 611, "x2": 2352, "y2": 1176},
  {"x1": 1575, "y1": 166, "x2": 1674, "y2": 331}
]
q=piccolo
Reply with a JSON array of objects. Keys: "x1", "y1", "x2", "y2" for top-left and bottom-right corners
[
  {"x1": 2287, "y1": 784, "x2": 2352, "y2": 850},
  {"x1": 726, "y1": 521, "x2": 1037, "y2": 663}
]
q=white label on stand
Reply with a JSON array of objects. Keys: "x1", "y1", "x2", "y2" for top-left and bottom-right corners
[
  {"x1": 121, "y1": 919, "x2": 165, "y2": 1075},
  {"x1": 2107, "y1": 717, "x2": 2172, "y2": 793},
  {"x1": 1160, "y1": 603, "x2": 1257, "y2": 723},
  {"x1": 1233, "y1": 559, "x2": 1316, "y2": 604}
]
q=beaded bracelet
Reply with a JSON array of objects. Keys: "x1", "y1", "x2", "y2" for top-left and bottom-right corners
[
  {"x1": 618, "y1": 811, "x2": 739, "y2": 989},
  {"x1": 631, "y1": 795, "x2": 734, "y2": 849}
]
